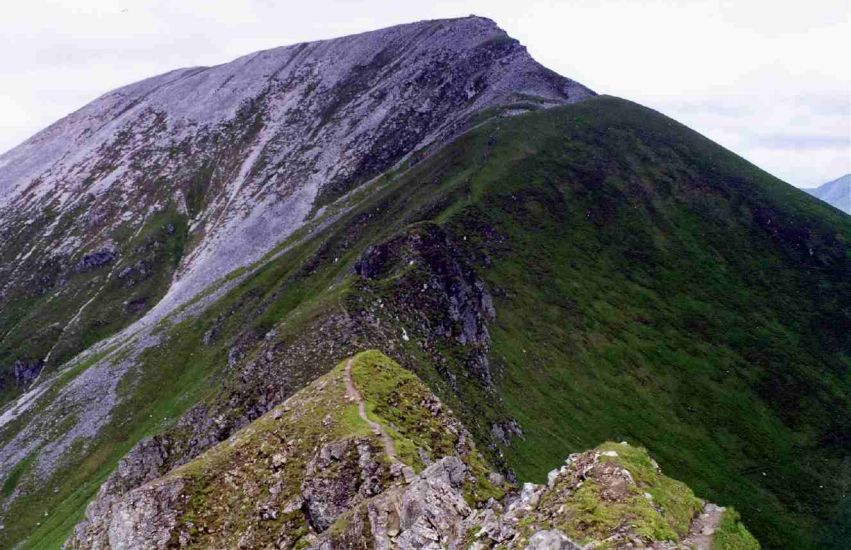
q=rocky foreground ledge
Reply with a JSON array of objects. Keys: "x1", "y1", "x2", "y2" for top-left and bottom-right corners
[{"x1": 68, "y1": 351, "x2": 758, "y2": 549}]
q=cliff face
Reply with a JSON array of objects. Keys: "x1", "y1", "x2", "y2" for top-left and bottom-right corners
[{"x1": 68, "y1": 352, "x2": 758, "y2": 549}]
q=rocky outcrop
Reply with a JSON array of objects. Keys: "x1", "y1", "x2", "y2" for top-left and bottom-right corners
[
  {"x1": 68, "y1": 436, "x2": 176, "y2": 549},
  {"x1": 74, "y1": 246, "x2": 117, "y2": 273},
  {"x1": 12, "y1": 358, "x2": 43, "y2": 389},
  {"x1": 312, "y1": 456, "x2": 472, "y2": 549},
  {"x1": 491, "y1": 419, "x2": 523, "y2": 446},
  {"x1": 355, "y1": 222, "x2": 496, "y2": 383},
  {"x1": 321, "y1": 443, "x2": 759, "y2": 549},
  {"x1": 524, "y1": 530, "x2": 582, "y2": 550},
  {"x1": 301, "y1": 438, "x2": 387, "y2": 532},
  {"x1": 104, "y1": 478, "x2": 187, "y2": 550}
]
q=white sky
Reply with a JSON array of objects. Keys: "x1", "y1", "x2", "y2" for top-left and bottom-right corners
[{"x1": 0, "y1": 0, "x2": 848, "y2": 187}]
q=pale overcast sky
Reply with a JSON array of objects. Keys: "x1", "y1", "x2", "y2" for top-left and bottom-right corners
[{"x1": 0, "y1": 0, "x2": 848, "y2": 187}]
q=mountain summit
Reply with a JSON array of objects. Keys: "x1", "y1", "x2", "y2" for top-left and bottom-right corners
[
  {"x1": 0, "y1": 16, "x2": 592, "y2": 390},
  {"x1": 0, "y1": 16, "x2": 849, "y2": 550}
]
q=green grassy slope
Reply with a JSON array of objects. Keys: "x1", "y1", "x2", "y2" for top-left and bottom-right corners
[
  {"x1": 3, "y1": 95, "x2": 847, "y2": 548},
  {"x1": 333, "y1": 94, "x2": 850, "y2": 547},
  {"x1": 434, "y1": 97, "x2": 850, "y2": 548}
]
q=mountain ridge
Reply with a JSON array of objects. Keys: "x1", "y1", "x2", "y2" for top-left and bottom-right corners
[{"x1": 0, "y1": 16, "x2": 848, "y2": 550}]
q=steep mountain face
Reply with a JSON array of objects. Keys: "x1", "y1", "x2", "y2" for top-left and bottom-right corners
[
  {"x1": 0, "y1": 15, "x2": 592, "y2": 401},
  {"x1": 806, "y1": 174, "x2": 850, "y2": 214},
  {"x1": 69, "y1": 351, "x2": 758, "y2": 549},
  {"x1": 0, "y1": 16, "x2": 848, "y2": 550}
]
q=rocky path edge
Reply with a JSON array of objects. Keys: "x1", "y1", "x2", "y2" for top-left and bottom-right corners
[{"x1": 682, "y1": 502, "x2": 725, "y2": 549}]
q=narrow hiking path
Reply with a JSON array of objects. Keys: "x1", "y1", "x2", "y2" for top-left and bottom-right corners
[
  {"x1": 343, "y1": 358, "x2": 399, "y2": 462},
  {"x1": 682, "y1": 503, "x2": 725, "y2": 549}
]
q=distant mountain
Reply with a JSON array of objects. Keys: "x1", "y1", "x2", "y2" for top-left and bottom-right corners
[
  {"x1": 806, "y1": 174, "x2": 851, "y2": 214},
  {"x1": 1, "y1": 16, "x2": 849, "y2": 550}
]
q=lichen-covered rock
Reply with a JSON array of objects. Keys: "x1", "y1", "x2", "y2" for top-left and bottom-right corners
[
  {"x1": 301, "y1": 438, "x2": 387, "y2": 531},
  {"x1": 393, "y1": 457, "x2": 471, "y2": 547},
  {"x1": 105, "y1": 478, "x2": 186, "y2": 550},
  {"x1": 318, "y1": 456, "x2": 474, "y2": 549},
  {"x1": 69, "y1": 436, "x2": 173, "y2": 549}
]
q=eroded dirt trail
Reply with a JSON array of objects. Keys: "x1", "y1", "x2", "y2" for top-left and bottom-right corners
[
  {"x1": 682, "y1": 503, "x2": 725, "y2": 549},
  {"x1": 343, "y1": 358, "x2": 399, "y2": 462}
]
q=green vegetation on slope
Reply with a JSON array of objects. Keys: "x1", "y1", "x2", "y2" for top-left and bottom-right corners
[
  {"x1": 350, "y1": 350, "x2": 504, "y2": 504},
  {"x1": 312, "y1": 95, "x2": 849, "y2": 547},
  {"x1": 3, "y1": 95, "x2": 846, "y2": 549},
  {"x1": 714, "y1": 507, "x2": 761, "y2": 550},
  {"x1": 514, "y1": 441, "x2": 704, "y2": 547},
  {"x1": 425, "y1": 97, "x2": 849, "y2": 549},
  {"x1": 596, "y1": 441, "x2": 703, "y2": 541},
  {"x1": 0, "y1": 205, "x2": 190, "y2": 404}
]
